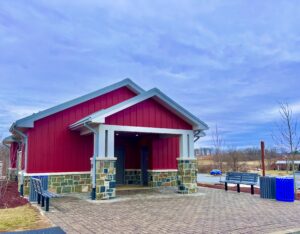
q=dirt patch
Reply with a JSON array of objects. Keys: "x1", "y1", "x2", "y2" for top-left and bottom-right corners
[
  {"x1": 198, "y1": 183, "x2": 300, "y2": 200},
  {"x1": 0, "y1": 204, "x2": 52, "y2": 232},
  {"x1": 0, "y1": 180, "x2": 28, "y2": 208}
]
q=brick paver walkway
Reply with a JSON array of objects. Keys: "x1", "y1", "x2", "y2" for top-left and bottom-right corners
[{"x1": 45, "y1": 187, "x2": 300, "y2": 234}]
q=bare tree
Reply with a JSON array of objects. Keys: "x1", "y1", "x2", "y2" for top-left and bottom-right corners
[
  {"x1": 273, "y1": 102, "x2": 300, "y2": 194},
  {"x1": 211, "y1": 125, "x2": 224, "y2": 171},
  {"x1": 265, "y1": 148, "x2": 279, "y2": 170},
  {"x1": 224, "y1": 148, "x2": 242, "y2": 171}
]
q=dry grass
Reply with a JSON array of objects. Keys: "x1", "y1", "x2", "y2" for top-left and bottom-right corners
[
  {"x1": 263, "y1": 170, "x2": 292, "y2": 176},
  {"x1": 197, "y1": 158, "x2": 294, "y2": 176},
  {"x1": 197, "y1": 159, "x2": 213, "y2": 165},
  {"x1": 0, "y1": 204, "x2": 51, "y2": 232}
]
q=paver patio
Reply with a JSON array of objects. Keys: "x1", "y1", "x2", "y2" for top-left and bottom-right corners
[{"x1": 44, "y1": 187, "x2": 300, "y2": 234}]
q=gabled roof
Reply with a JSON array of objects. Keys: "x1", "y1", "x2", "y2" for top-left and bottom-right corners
[
  {"x1": 70, "y1": 88, "x2": 209, "y2": 131},
  {"x1": 2, "y1": 135, "x2": 20, "y2": 145},
  {"x1": 11, "y1": 78, "x2": 144, "y2": 129}
]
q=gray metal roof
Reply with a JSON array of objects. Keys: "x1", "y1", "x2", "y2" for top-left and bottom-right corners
[
  {"x1": 11, "y1": 78, "x2": 144, "y2": 129},
  {"x1": 276, "y1": 160, "x2": 300, "y2": 164},
  {"x1": 10, "y1": 78, "x2": 208, "y2": 132},
  {"x1": 2, "y1": 135, "x2": 20, "y2": 144}
]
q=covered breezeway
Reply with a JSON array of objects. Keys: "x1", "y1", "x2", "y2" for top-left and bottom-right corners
[
  {"x1": 69, "y1": 87, "x2": 207, "y2": 200},
  {"x1": 71, "y1": 123, "x2": 198, "y2": 200}
]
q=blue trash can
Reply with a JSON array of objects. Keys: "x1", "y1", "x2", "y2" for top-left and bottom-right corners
[
  {"x1": 275, "y1": 177, "x2": 295, "y2": 202},
  {"x1": 260, "y1": 176, "x2": 276, "y2": 199}
]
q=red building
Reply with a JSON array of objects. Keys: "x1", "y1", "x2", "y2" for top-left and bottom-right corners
[{"x1": 4, "y1": 79, "x2": 208, "y2": 200}]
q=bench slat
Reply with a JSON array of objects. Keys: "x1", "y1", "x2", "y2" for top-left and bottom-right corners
[
  {"x1": 224, "y1": 172, "x2": 258, "y2": 185},
  {"x1": 32, "y1": 178, "x2": 59, "y2": 197}
]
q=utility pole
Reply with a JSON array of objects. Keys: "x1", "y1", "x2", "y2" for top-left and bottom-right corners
[{"x1": 261, "y1": 141, "x2": 266, "y2": 176}]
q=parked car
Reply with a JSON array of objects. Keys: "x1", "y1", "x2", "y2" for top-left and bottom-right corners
[{"x1": 210, "y1": 169, "x2": 222, "y2": 175}]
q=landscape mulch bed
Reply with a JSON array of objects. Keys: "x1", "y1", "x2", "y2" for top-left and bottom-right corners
[
  {"x1": 0, "y1": 181, "x2": 28, "y2": 208},
  {"x1": 198, "y1": 183, "x2": 300, "y2": 200}
]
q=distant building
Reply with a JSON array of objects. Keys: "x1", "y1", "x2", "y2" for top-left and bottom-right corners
[
  {"x1": 195, "y1": 147, "x2": 213, "y2": 156},
  {"x1": 276, "y1": 160, "x2": 300, "y2": 171}
]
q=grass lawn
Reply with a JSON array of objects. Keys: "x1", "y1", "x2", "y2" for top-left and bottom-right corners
[{"x1": 0, "y1": 204, "x2": 51, "y2": 232}]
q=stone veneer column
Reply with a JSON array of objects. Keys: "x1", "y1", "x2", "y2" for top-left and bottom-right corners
[
  {"x1": 95, "y1": 158, "x2": 117, "y2": 200},
  {"x1": 177, "y1": 159, "x2": 198, "y2": 194}
]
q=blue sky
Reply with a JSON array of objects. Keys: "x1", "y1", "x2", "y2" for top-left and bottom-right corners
[{"x1": 0, "y1": 1, "x2": 300, "y2": 148}]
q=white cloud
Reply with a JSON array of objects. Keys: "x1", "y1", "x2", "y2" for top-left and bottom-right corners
[{"x1": 1, "y1": 0, "x2": 300, "y2": 147}]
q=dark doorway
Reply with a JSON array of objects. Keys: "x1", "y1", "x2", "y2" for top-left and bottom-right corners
[
  {"x1": 115, "y1": 147, "x2": 125, "y2": 185},
  {"x1": 141, "y1": 146, "x2": 149, "y2": 186}
]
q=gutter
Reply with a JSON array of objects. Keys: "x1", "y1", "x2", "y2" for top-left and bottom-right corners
[
  {"x1": 11, "y1": 127, "x2": 27, "y2": 195},
  {"x1": 3, "y1": 142, "x2": 10, "y2": 149},
  {"x1": 83, "y1": 122, "x2": 98, "y2": 200},
  {"x1": 13, "y1": 128, "x2": 28, "y2": 172}
]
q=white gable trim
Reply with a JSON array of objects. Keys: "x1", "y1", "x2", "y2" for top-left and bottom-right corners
[
  {"x1": 12, "y1": 78, "x2": 144, "y2": 129},
  {"x1": 70, "y1": 88, "x2": 208, "y2": 130}
]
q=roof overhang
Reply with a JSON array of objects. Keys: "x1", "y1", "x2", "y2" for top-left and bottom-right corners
[
  {"x1": 11, "y1": 78, "x2": 144, "y2": 130},
  {"x1": 70, "y1": 88, "x2": 209, "y2": 131},
  {"x1": 2, "y1": 135, "x2": 21, "y2": 145}
]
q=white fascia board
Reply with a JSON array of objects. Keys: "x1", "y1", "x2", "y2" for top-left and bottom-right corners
[
  {"x1": 152, "y1": 89, "x2": 209, "y2": 130},
  {"x1": 90, "y1": 88, "x2": 208, "y2": 130},
  {"x1": 15, "y1": 78, "x2": 144, "y2": 128},
  {"x1": 80, "y1": 125, "x2": 194, "y2": 136},
  {"x1": 101, "y1": 124, "x2": 194, "y2": 135},
  {"x1": 92, "y1": 89, "x2": 156, "y2": 123},
  {"x1": 70, "y1": 90, "x2": 156, "y2": 129}
]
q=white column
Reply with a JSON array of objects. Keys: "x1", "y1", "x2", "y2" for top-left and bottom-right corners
[
  {"x1": 179, "y1": 134, "x2": 188, "y2": 158},
  {"x1": 107, "y1": 129, "x2": 115, "y2": 157},
  {"x1": 98, "y1": 125, "x2": 106, "y2": 158},
  {"x1": 188, "y1": 133, "x2": 195, "y2": 159},
  {"x1": 97, "y1": 125, "x2": 115, "y2": 158}
]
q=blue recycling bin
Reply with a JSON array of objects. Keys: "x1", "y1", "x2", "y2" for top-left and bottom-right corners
[{"x1": 275, "y1": 177, "x2": 294, "y2": 202}]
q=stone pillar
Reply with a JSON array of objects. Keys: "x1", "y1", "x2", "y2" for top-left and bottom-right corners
[
  {"x1": 177, "y1": 159, "x2": 197, "y2": 194},
  {"x1": 95, "y1": 158, "x2": 117, "y2": 200}
]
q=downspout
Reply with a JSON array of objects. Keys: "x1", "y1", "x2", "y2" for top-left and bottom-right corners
[
  {"x1": 13, "y1": 128, "x2": 28, "y2": 196},
  {"x1": 83, "y1": 122, "x2": 98, "y2": 200},
  {"x1": 2, "y1": 141, "x2": 10, "y2": 179}
]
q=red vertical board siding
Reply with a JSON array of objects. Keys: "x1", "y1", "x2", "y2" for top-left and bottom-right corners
[
  {"x1": 150, "y1": 136, "x2": 179, "y2": 170},
  {"x1": 21, "y1": 143, "x2": 25, "y2": 170},
  {"x1": 9, "y1": 142, "x2": 18, "y2": 168},
  {"x1": 117, "y1": 135, "x2": 179, "y2": 170},
  {"x1": 26, "y1": 87, "x2": 136, "y2": 173},
  {"x1": 106, "y1": 98, "x2": 193, "y2": 130}
]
